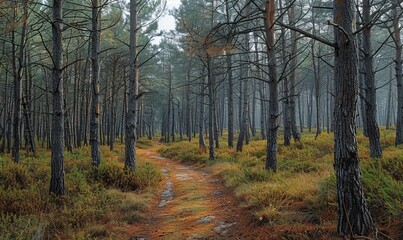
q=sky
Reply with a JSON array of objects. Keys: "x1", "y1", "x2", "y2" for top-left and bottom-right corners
[{"x1": 154, "y1": 0, "x2": 181, "y2": 42}]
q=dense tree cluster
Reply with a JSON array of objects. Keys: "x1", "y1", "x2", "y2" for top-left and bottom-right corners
[{"x1": 0, "y1": 0, "x2": 401, "y2": 238}]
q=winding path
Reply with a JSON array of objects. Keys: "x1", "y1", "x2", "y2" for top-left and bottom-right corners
[{"x1": 126, "y1": 147, "x2": 262, "y2": 240}]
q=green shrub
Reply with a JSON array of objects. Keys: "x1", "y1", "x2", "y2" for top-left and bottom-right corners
[
  {"x1": 137, "y1": 138, "x2": 154, "y2": 149},
  {"x1": 120, "y1": 197, "x2": 150, "y2": 213},
  {"x1": 0, "y1": 163, "x2": 32, "y2": 190},
  {"x1": 0, "y1": 214, "x2": 46, "y2": 240},
  {"x1": 377, "y1": 154, "x2": 403, "y2": 181},
  {"x1": 241, "y1": 167, "x2": 276, "y2": 183},
  {"x1": 362, "y1": 162, "x2": 403, "y2": 222},
  {"x1": 0, "y1": 186, "x2": 44, "y2": 215},
  {"x1": 90, "y1": 161, "x2": 162, "y2": 191},
  {"x1": 66, "y1": 166, "x2": 91, "y2": 194},
  {"x1": 305, "y1": 174, "x2": 338, "y2": 223},
  {"x1": 123, "y1": 211, "x2": 146, "y2": 224},
  {"x1": 135, "y1": 163, "x2": 163, "y2": 189},
  {"x1": 237, "y1": 182, "x2": 290, "y2": 211},
  {"x1": 91, "y1": 162, "x2": 139, "y2": 191}
]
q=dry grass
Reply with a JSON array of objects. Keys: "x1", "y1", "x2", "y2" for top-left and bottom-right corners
[
  {"x1": 0, "y1": 138, "x2": 162, "y2": 239},
  {"x1": 159, "y1": 130, "x2": 402, "y2": 237}
]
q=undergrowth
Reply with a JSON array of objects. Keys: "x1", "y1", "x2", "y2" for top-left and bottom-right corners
[
  {"x1": 0, "y1": 139, "x2": 162, "y2": 239},
  {"x1": 159, "y1": 130, "x2": 402, "y2": 237}
]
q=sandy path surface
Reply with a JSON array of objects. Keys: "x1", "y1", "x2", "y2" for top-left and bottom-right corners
[{"x1": 122, "y1": 147, "x2": 262, "y2": 240}]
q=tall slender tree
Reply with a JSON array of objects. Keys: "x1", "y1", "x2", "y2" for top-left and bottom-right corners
[
  {"x1": 287, "y1": 0, "x2": 300, "y2": 142},
  {"x1": 125, "y1": 0, "x2": 138, "y2": 171},
  {"x1": 362, "y1": 0, "x2": 382, "y2": 157},
  {"x1": 50, "y1": 0, "x2": 65, "y2": 196},
  {"x1": 12, "y1": 0, "x2": 29, "y2": 163},
  {"x1": 265, "y1": 0, "x2": 279, "y2": 172},
  {"x1": 393, "y1": 0, "x2": 403, "y2": 145},
  {"x1": 90, "y1": 0, "x2": 101, "y2": 167}
]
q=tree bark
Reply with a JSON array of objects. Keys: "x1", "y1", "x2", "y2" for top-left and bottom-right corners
[
  {"x1": 12, "y1": 0, "x2": 28, "y2": 163},
  {"x1": 279, "y1": 6, "x2": 291, "y2": 146},
  {"x1": 311, "y1": 21, "x2": 322, "y2": 139},
  {"x1": 50, "y1": 0, "x2": 65, "y2": 196},
  {"x1": 166, "y1": 60, "x2": 172, "y2": 143},
  {"x1": 199, "y1": 67, "x2": 206, "y2": 150},
  {"x1": 186, "y1": 66, "x2": 192, "y2": 142},
  {"x1": 227, "y1": 54, "x2": 234, "y2": 147},
  {"x1": 110, "y1": 61, "x2": 116, "y2": 150},
  {"x1": 1, "y1": 63, "x2": 9, "y2": 153},
  {"x1": 333, "y1": 0, "x2": 375, "y2": 236},
  {"x1": 251, "y1": 79, "x2": 257, "y2": 138},
  {"x1": 236, "y1": 73, "x2": 248, "y2": 152},
  {"x1": 287, "y1": 1, "x2": 300, "y2": 141},
  {"x1": 363, "y1": 0, "x2": 382, "y2": 157},
  {"x1": 358, "y1": 57, "x2": 368, "y2": 136},
  {"x1": 265, "y1": 0, "x2": 279, "y2": 172},
  {"x1": 393, "y1": 0, "x2": 403, "y2": 145},
  {"x1": 125, "y1": 0, "x2": 138, "y2": 171},
  {"x1": 207, "y1": 56, "x2": 215, "y2": 160},
  {"x1": 386, "y1": 67, "x2": 393, "y2": 129},
  {"x1": 90, "y1": 0, "x2": 101, "y2": 167},
  {"x1": 254, "y1": 34, "x2": 266, "y2": 140},
  {"x1": 236, "y1": 2, "x2": 251, "y2": 152}
]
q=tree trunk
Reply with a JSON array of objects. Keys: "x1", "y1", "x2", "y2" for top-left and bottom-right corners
[
  {"x1": 213, "y1": 95, "x2": 220, "y2": 149},
  {"x1": 236, "y1": 74, "x2": 248, "y2": 152},
  {"x1": 326, "y1": 74, "x2": 331, "y2": 133},
  {"x1": 386, "y1": 67, "x2": 393, "y2": 129},
  {"x1": 63, "y1": 98, "x2": 73, "y2": 153},
  {"x1": 311, "y1": 26, "x2": 322, "y2": 139},
  {"x1": 166, "y1": 61, "x2": 172, "y2": 143},
  {"x1": 251, "y1": 79, "x2": 256, "y2": 137},
  {"x1": 227, "y1": 54, "x2": 234, "y2": 147},
  {"x1": 90, "y1": 0, "x2": 101, "y2": 167},
  {"x1": 1, "y1": 64, "x2": 9, "y2": 153},
  {"x1": 12, "y1": 0, "x2": 28, "y2": 163},
  {"x1": 287, "y1": 1, "x2": 300, "y2": 141},
  {"x1": 279, "y1": 8, "x2": 291, "y2": 146},
  {"x1": 298, "y1": 94, "x2": 304, "y2": 133},
  {"x1": 265, "y1": 0, "x2": 279, "y2": 172},
  {"x1": 110, "y1": 62, "x2": 116, "y2": 150},
  {"x1": 186, "y1": 66, "x2": 191, "y2": 142},
  {"x1": 393, "y1": 0, "x2": 403, "y2": 145},
  {"x1": 50, "y1": 0, "x2": 65, "y2": 196},
  {"x1": 359, "y1": 59, "x2": 368, "y2": 136},
  {"x1": 307, "y1": 88, "x2": 313, "y2": 132},
  {"x1": 171, "y1": 99, "x2": 175, "y2": 142},
  {"x1": 24, "y1": 50, "x2": 35, "y2": 154},
  {"x1": 207, "y1": 56, "x2": 215, "y2": 160},
  {"x1": 199, "y1": 67, "x2": 206, "y2": 150},
  {"x1": 254, "y1": 34, "x2": 266, "y2": 140},
  {"x1": 237, "y1": 3, "x2": 251, "y2": 152},
  {"x1": 125, "y1": 0, "x2": 138, "y2": 171},
  {"x1": 333, "y1": 0, "x2": 375, "y2": 236},
  {"x1": 363, "y1": 0, "x2": 382, "y2": 157},
  {"x1": 73, "y1": 50, "x2": 80, "y2": 148}
]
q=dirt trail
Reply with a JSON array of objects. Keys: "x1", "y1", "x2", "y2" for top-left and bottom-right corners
[{"x1": 126, "y1": 147, "x2": 262, "y2": 240}]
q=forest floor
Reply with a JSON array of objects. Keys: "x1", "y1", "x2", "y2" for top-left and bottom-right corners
[
  {"x1": 114, "y1": 146, "x2": 262, "y2": 239},
  {"x1": 110, "y1": 146, "x2": 340, "y2": 240},
  {"x1": 1, "y1": 132, "x2": 400, "y2": 239}
]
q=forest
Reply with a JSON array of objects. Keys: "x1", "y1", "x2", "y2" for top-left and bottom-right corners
[{"x1": 0, "y1": 0, "x2": 402, "y2": 239}]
